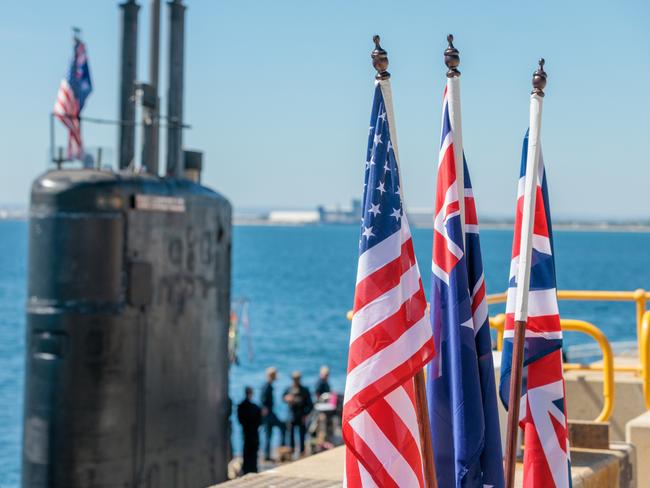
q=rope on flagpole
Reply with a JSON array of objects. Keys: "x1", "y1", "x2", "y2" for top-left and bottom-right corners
[
  {"x1": 372, "y1": 35, "x2": 438, "y2": 488},
  {"x1": 504, "y1": 58, "x2": 548, "y2": 488},
  {"x1": 444, "y1": 35, "x2": 466, "y2": 246}
]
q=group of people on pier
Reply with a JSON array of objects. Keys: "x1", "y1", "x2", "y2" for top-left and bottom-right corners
[{"x1": 236, "y1": 365, "x2": 333, "y2": 474}]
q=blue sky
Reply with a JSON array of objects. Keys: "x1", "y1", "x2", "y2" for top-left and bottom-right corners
[{"x1": 1, "y1": 0, "x2": 648, "y2": 218}]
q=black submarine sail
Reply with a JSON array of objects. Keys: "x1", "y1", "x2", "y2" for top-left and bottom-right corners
[{"x1": 22, "y1": 1, "x2": 232, "y2": 486}]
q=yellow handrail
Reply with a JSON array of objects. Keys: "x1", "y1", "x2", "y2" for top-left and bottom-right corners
[
  {"x1": 641, "y1": 311, "x2": 650, "y2": 410},
  {"x1": 487, "y1": 289, "x2": 650, "y2": 351},
  {"x1": 560, "y1": 319, "x2": 614, "y2": 422},
  {"x1": 487, "y1": 315, "x2": 614, "y2": 421}
]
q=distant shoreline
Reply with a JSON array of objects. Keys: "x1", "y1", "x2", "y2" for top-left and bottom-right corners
[
  {"x1": 232, "y1": 219, "x2": 650, "y2": 233},
  {"x1": 3, "y1": 214, "x2": 649, "y2": 233}
]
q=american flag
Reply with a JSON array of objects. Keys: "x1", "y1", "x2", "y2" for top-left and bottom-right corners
[
  {"x1": 427, "y1": 85, "x2": 504, "y2": 487},
  {"x1": 343, "y1": 81, "x2": 435, "y2": 487},
  {"x1": 499, "y1": 131, "x2": 570, "y2": 487},
  {"x1": 53, "y1": 36, "x2": 92, "y2": 160}
]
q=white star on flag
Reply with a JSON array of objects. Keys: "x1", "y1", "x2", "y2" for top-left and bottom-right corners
[
  {"x1": 373, "y1": 133, "x2": 382, "y2": 146},
  {"x1": 376, "y1": 181, "x2": 386, "y2": 194},
  {"x1": 362, "y1": 226, "x2": 375, "y2": 239},
  {"x1": 368, "y1": 203, "x2": 381, "y2": 216},
  {"x1": 390, "y1": 208, "x2": 401, "y2": 220}
]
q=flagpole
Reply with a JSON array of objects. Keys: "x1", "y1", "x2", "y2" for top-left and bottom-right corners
[
  {"x1": 372, "y1": 36, "x2": 438, "y2": 488},
  {"x1": 444, "y1": 35, "x2": 465, "y2": 245},
  {"x1": 504, "y1": 59, "x2": 548, "y2": 488}
]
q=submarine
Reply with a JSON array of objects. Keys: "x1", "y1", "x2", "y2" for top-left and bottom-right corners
[{"x1": 21, "y1": 1, "x2": 232, "y2": 487}]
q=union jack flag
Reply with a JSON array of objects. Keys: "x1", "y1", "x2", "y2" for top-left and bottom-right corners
[
  {"x1": 343, "y1": 81, "x2": 435, "y2": 487},
  {"x1": 499, "y1": 131, "x2": 571, "y2": 487},
  {"x1": 427, "y1": 86, "x2": 504, "y2": 487},
  {"x1": 53, "y1": 36, "x2": 92, "y2": 160}
]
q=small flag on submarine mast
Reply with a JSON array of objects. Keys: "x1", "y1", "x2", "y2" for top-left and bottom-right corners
[
  {"x1": 53, "y1": 28, "x2": 93, "y2": 160},
  {"x1": 500, "y1": 59, "x2": 571, "y2": 488},
  {"x1": 342, "y1": 36, "x2": 437, "y2": 488},
  {"x1": 427, "y1": 34, "x2": 505, "y2": 488}
]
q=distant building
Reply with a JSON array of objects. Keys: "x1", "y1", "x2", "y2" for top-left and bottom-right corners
[
  {"x1": 319, "y1": 199, "x2": 360, "y2": 224},
  {"x1": 268, "y1": 211, "x2": 320, "y2": 225}
]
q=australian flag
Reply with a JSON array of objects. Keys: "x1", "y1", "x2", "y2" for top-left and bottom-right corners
[
  {"x1": 53, "y1": 35, "x2": 93, "y2": 159},
  {"x1": 427, "y1": 86, "x2": 504, "y2": 487},
  {"x1": 499, "y1": 131, "x2": 571, "y2": 487}
]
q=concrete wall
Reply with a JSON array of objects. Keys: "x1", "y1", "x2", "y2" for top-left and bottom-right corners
[
  {"x1": 627, "y1": 412, "x2": 650, "y2": 488},
  {"x1": 564, "y1": 369, "x2": 646, "y2": 441}
]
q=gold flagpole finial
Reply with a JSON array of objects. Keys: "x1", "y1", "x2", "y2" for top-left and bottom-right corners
[
  {"x1": 444, "y1": 34, "x2": 460, "y2": 78},
  {"x1": 371, "y1": 35, "x2": 390, "y2": 80},
  {"x1": 532, "y1": 58, "x2": 547, "y2": 97}
]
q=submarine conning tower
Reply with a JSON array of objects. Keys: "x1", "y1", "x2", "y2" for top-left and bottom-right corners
[{"x1": 21, "y1": 2, "x2": 232, "y2": 487}]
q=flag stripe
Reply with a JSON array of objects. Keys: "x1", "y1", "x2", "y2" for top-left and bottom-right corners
[
  {"x1": 350, "y1": 263, "x2": 422, "y2": 343},
  {"x1": 348, "y1": 288, "x2": 427, "y2": 370},
  {"x1": 353, "y1": 239, "x2": 416, "y2": 312},
  {"x1": 345, "y1": 314, "x2": 431, "y2": 403},
  {"x1": 356, "y1": 223, "x2": 411, "y2": 285}
]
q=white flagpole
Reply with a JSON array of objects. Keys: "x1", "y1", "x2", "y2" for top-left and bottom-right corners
[
  {"x1": 504, "y1": 59, "x2": 548, "y2": 488},
  {"x1": 379, "y1": 79, "x2": 400, "y2": 166},
  {"x1": 372, "y1": 35, "x2": 438, "y2": 488},
  {"x1": 514, "y1": 80, "x2": 545, "y2": 323},
  {"x1": 444, "y1": 35, "x2": 465, "y2": 246}
]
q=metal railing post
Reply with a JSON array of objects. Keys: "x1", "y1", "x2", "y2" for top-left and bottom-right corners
[{"x1": 641, "y1": 311, "x2": 650, "y2": 410}]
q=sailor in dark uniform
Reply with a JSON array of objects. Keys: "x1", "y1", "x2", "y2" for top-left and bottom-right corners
[
  {"x1": 260, "y1": 366, "x2": 286, "y2": 460},
  {"x1": 237, "y1": 386, "x2": 262, "y2": 474}
]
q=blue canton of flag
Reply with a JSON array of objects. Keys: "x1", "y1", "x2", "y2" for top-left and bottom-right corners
[
  {"x1": 359, "y1": 85, "x2": 403, "y2": 251},
  {"x1": 427, "y1": 87, "x2": 504, "y2": 488},
  {"x1": 68, "y1": 38, "x2": 92, "y2": 111}
]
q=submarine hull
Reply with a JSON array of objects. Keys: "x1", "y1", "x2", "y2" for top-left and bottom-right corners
[{"x1": 22, "y1": 170, "x2": 231, "y2": 487}]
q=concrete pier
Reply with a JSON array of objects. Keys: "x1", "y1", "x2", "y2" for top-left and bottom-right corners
[{"x1": 212, "y1": 443, "x2": 635, "y2": 488}]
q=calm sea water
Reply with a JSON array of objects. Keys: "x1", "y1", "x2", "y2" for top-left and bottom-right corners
[{"x1": 1, "y1": 221, "x2": 649, "y2": 486}]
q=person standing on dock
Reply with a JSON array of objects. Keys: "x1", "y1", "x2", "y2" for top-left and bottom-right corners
[
  {"x1": 283, "y1": 371, "x2": 313, "y2": 456},
  {"x1": 314, "y1": 365, "x2": 331, "y2": 400},
  {"x1": 237, "y1": 386, "x2": 262, "y2": 474},
  {"x1": 260, "y1": 366, "x2": 286, "y2": 461}
]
